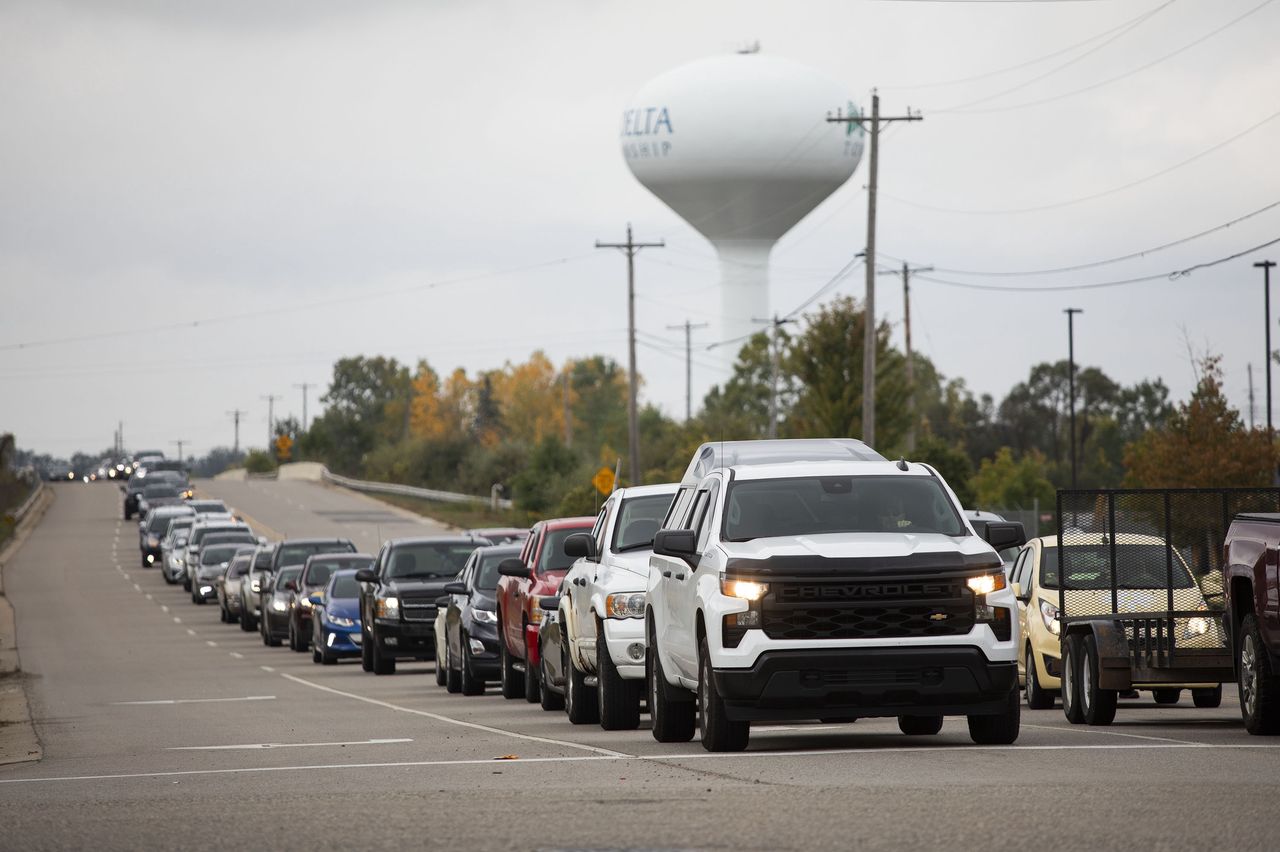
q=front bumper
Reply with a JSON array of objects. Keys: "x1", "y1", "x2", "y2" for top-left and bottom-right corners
[
  {"x1": 711, "y1": 646, "x2": 1019, "y2": 722},
  {"x1": 193, "y1": 580, "x2": 219, "y2": 601},
  {"x1": 602, "y1": 618, "x2": 647, "y2": 679},
  {"x1": 318, "y1": 624, "x2": 362, "y2": 656},
  {"x1": 373, "y1": 619, "x2": 436, "y2": 660}
]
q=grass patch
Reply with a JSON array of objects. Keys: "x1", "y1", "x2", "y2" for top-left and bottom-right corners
[{"x1": 367, "y1": 492, "x2": 531, "y2": 533}]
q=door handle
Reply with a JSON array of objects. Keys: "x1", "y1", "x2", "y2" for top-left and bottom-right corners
[
  {"x1": 674, "y1": 573, "x2": 686, "y2": 582},
  {"x1": 662, "y1": 570, "x2": 672, "y2": 579}
]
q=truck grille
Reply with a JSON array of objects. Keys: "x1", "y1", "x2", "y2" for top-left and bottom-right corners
[
  {"x1": 761, "y1": 579, "x2": 974, "y2": 641},
  {"x1": 400, "y1": 596, "x2": 438, "y2": 623}
]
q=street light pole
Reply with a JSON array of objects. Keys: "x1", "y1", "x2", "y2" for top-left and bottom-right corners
[
  {"x1": 1065, "y1": 308, "x2": 1084, "y2": 489},
  {"x1": 1256, "y1": 260, "x2": 1276, "y2": 437}
]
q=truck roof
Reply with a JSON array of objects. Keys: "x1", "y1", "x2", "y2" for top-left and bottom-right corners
[
  {"x1": 728, "y1": 459, "x2": 931, "y2": 482},
  {"x1": 679, "y1": 438, "x2": 884, "y2": 486}
]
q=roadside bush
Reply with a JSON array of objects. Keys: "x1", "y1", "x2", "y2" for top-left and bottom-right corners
[{"x1": 244, "y1": 450, "x2": 278, "y2": 475}]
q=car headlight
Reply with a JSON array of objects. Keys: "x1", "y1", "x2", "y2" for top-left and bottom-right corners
[
  {"x1": 605, "y1": 592, "x2": 646, "y2": 619},
  {"x1": 720, "y1": 578, "x2": 768, "y2": 601},
  {"x1": 299, "y1": 597, "x2": 313, "y2": 611},
  {"x1": 528, "y1": 606, "x2": 544, "y2": 625},
  {"x1": 967, "y1": 573, "x2": 1007, "y2": 597},
  {"x1": 1039, "y1": 599, "x2": 1061, "y2": 636},
  {"x1": 250, "y1": 580, "x2": 261, "y2": 592},
  {"x1": 328, "y1": 615, "x2": 357, "y2": 628},
  {"x1": 271, "y1": 599, "x2": 288, "y2": 612},
  {"x1": 471, "y1": 608, "x2": 497, "y2": 624},
  {"x1": 375, "y1": 596, "x2": 399, "y2": 619}
]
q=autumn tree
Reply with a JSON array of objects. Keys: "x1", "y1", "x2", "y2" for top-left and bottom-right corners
[{"x1": 490, "y1": 351, "x2": 569, "y2": 447}]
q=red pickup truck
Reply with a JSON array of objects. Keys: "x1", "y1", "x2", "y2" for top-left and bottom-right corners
[
  {"x1": 495, "y1": 516, "x2": 593, "y2": 703},
  {"x1": 1224, "y1": 512, "x2": 1280, "y2": 734}
]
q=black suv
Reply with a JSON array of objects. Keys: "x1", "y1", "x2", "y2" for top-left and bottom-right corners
[
  {"x1": 357, "y1": 536, "x2": 489, "y2": 675},
  {"x1": 122, "y1": 471, "x2": 184, "y2": 519}
]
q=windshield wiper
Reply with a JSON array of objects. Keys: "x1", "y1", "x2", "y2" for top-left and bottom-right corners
[{"x1": 615, "y1": 542, "x2": 654, "y2": 553}]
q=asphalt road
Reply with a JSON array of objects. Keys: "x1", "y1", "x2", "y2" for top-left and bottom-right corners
[{"x1": 2, "y1": 481, "x2": 1278, "y2": 851}]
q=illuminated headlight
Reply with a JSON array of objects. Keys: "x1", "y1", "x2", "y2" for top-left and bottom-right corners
[
  {"x1": 605, "y1": 592, "x2": 646, "y2": 619},
  {"x1": 528, "y1": 607, "x2": 544, "y2": 625},
  {"x1": 1039, "y1": 599, "x2": 1061, "y2": 636},
  {"x1": 199, "y1": 585, "x2": 213, "y2": 595},
  {"x1": 271, "y1": 599, "x2": 288, "y2": 612},
  {"x1": 374, "y1": 597, "x2": 399, "y2": 619},
  {"x1": 471, "y1": 608, "x2": 497, "y2": 624},
  {"x1": 328, "y1": 615, "x2": 356, "y2": 628},
  {"x1": 146, "y1": 554, "x2": 155, "y2": 564},
  {"x1": 720, "y1": 578, "x2": 768, "y2": 601},
  {"x1": 1185, "y1": 617, "x2": 1209, "y2": 637},
  {"x1": 249, "y1": 580, "x2": 261, "y2": 592},
  {"x1": 298, "y1": 597, "x2": 313, "y2": 611},
  {"x1": 967, "y1": 573, "x2": 1006, "y2": 597},
  {"x1": 68, "y1": 472, "x2": 75, "y2": 480}
]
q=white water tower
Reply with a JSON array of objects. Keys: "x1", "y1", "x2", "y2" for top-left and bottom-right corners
[{"x1": 621, "y1": 52, "x2": 863, "y2": 370}]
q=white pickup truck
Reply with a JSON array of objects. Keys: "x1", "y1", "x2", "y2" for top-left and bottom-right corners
[
  {"x1": 645, "y1": 439, "x2": 1026, "y2": 752},
  {"x1": 558, "y1": 483, "x2": 677, "y2": 729}
]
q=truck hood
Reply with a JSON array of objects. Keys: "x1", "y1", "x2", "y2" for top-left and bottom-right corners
[{"x1": 721, "y1": 533, "x2": 1000, "y2": 579}]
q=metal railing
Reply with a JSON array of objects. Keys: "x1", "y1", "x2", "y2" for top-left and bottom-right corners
[
  {"x1": 11, "y1": 480, "x2": 44, "y2": 525},
  {"x1": 320, "y1": 469, "x2": 512, "y2": 510}
]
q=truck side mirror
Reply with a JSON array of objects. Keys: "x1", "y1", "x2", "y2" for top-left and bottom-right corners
[
  {"x1": 443, "y1": 582, "x2": 469, "y2": 596},
  {"x1": 498, "y1": 558, "x2": 532, "y2": 579},
  {"x1": 654, "y1": 529, "x2": 697, "y2": 563},
  {"x1": 983, "y1": 521, "x2": 1026, "y2": 551},
  {"x1": 1010, "y1": 581, "x2": 1025, "y2": 601},
  {"x1": 539, "y1": 595, "x2": 560, "y2": 611},
  {"x1": 355, "y1": 569, "x2": 379, "y2": 584},
  {"x1": 563, "y1": 533, "x2": 598, "y2": 561}
]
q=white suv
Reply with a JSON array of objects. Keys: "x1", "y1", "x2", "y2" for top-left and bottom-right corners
[
  {"x1": 646, "y1": 441, "x2": 1025, "y2": 752},
  {"x1": 559, "y1": 483, "x2": 678, "y2": 729}
]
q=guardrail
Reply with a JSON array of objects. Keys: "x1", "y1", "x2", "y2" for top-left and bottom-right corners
[
  {"x1": 11, "y1": 480, "x2": 44, "y2": 525},
  {"x1": 321, "y1": 469, "x2": 512, "y2": 510}
]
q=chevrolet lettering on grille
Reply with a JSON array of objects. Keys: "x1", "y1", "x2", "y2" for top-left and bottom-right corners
[{"x1": 777, "y1": 582, "x2": 955, "y2": 602}]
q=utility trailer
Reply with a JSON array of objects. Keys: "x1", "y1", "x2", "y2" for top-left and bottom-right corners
[{"x1": 1055, "y1": 488, "x2": 1280, "y2": 726}]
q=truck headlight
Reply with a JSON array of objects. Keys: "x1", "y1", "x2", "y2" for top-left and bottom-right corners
[
  {"x1": 375, "y1": 596, "x2": 399, "y2": 619},
  {"x1": 298, "y1": 597, "x2": 313, "y2": 611},
  {"x1": 528, "y1": 606, "x2": 544, "y2": 625},
  {"x1": 720, "y1": 579, "x2": 768, "y2": 601},
  {"x1": 1039, "y1": 599, "x2": 1061, "y2": 636},
  {"x1": 271, "y1": 599, "x2": 288, "y2": 612},
  {"x1": 966, "y1": 573, "x2": 1006, "y2": 597},
  {"x1": 605, "y1": 592, "x2": 646, "y2": 619},
  {"x1": 471, "y1": 608, "x2": 497, "y2": 624}
]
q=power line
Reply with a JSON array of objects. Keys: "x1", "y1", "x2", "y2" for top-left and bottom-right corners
[
  {"x1": 882, "y1": 106, "x2": 1280, "y2": 215},
  {"x1": 881, "y1": 197, "x2": 1280, "y2": 276}
]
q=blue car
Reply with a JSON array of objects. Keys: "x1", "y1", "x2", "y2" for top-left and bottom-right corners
[{"x1": 310, "y1": 568, "x2": 364, "y2": 665}]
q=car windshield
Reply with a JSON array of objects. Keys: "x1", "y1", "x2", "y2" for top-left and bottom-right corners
[
  {"x1": 1041, "y1": 544, "x2": 1196, "y2": 590},
  {"x1": 331, "y1": 574, "x2": 361, "y2": 598},
  {"x1": 475, "y1": 549, "x2": 519, "y2": 590},
  {"x1": 539, "y1": 528, "x2": 586, "y2": 572},
  {"x1": 202, "y1": 545, "x2": 244, "y2": 565},
  {"x1": 275, "y1": 567, "x2": 301, "y2": 590},
  {"x1": 612, "y1": 494, "x2": 673, "y2": 552},
  {"x1": 386, "y1": 543, "x2": 479, "y2": 579},
  {"x1": 305, "y1": 557, "x2": 370, "y2": 587},
  {"x1": 723, "y1": 475, "x2": 966, "y2": 542},
  {"x1": 230, "y1": 557, "x2": 252, "y2": 577},
  {"x1": 143, "y1": 485, "x2": 178, "y2": 498},
  {"x1": 165, "y1": 518, "x2": 193, "y2": 538},
  {"x1": 278, "y1": 542, "x2": 355, "y2": 568},
  {"x1": 147, "y1": 514, "x2": 180, "y2": 534},
  {"x1": 253, "y1": 548, "x2": 274, "y2": 570}
]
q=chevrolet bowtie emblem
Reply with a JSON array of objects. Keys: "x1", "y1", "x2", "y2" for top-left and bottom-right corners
[{"x1": 927, "y1": 611, "x2": 950, "y2": 622}]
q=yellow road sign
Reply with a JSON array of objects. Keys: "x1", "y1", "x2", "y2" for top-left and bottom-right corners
[
  {"x1": 274, "y1": 434, "x2": 293, "y2": 461},
  {"x1": 592, "y1": 466, "x2": 615, "y2": 495}
]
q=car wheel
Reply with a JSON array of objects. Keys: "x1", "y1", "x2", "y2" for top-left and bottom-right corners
[
  {"x1": 312, "y1": 647, "x2": 322, "y2": 664},
  {"x1": 597, "y1": 624, "x2": 641, "y2": 730},
  {"x1": 523, "y1": 633, "x2": 541, "y2": 704},
  {"x1": 1238, "y1": 614, "x2": 1280, "y2": 734},
  {"x1": 967, "y1": 684, "x2": 1021, "y2": 744},
  {"x1": 1080, "y1": 634, "x2": 1117, "y2": 726},
  {"x1": 435, "y1": 641, "x2": 448, "y2": 686},
  {"x1": 538, "y1": 641, "x2": 563, "y2": 710},
  {"x1": 1025, "y1": 647, "x2": 1055, "y2": 710},
  {"x1": 1061, "y1": 633, "x2": 1084, "y2": 724},
  {"x1": 698, "y1": 636, "x2": 749, "y2": 752},
  {"x1": 565, "y1": 641, "x2": 599, "y2": 725},
  {"x1": 648, "y1": 628, "x2": 694, "y2": 743},
  {"x1": 240, "y1": 613, "x2": 256, "y2": 632},
  {"x1": 499, "y1": 637, "x2": 523, "y2": 700},
  {"x1": 371, "y1": 632, "x2": 395, "y2": 675},
  {"x1": 361, "y1": 629, "x2": 374, "y2": 673},
  {"x1": 460, "y1": 635, "x2": 485, "y2": 697},
  {"x1": 445, "y1": 643, "x2": 462, "y2": 694},
  {"x1": 898, "y1": 715, "x2": 944, "y2": 735},
  {"x1": 1192, "y1": 685, "x2": 1223, "y2": 708}
]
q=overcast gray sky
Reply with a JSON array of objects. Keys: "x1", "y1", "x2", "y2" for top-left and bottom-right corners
[{"x1": 3, "y1": 0, "x2": 1279, "y2": 460}]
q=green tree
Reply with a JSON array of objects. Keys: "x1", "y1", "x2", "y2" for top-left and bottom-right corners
[
  {"x1": 913, "y1": 432, "x2": 976, "y2": 507},
  {"x1": 569, "y1": 356, "x2": 629, "y2": 455},
  {"x1": 971, "y1": 447, "x2": 1056, "y2": 512},
  {"x1": 510, "y1": 435, "x2": 585, "y2": 515},
  {"x1": 313, "y1": 356, "x2": 412, "y2": 473},
  {"x1": 700, "y1": 331, "x2": 786, "y2": 440}
]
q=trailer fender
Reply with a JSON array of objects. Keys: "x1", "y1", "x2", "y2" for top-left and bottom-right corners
[{"x1": 1067, "y1": 622, "x2": 1132, "y2": 690}]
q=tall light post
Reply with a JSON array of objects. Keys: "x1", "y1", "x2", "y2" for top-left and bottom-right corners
[
  {"x1": 1256, "y1": 260, "x2": 1276, "y2": 437},
  {"x1": 1065, "y1": 308, "x2": 1084, "y2": 489}
]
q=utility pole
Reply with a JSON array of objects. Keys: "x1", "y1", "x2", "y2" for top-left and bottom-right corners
[
  {"x1": 1255, "y1": 260, "x2": 1276, "y2": 437},
  {"x1": 226, "y1": 409, "x2": 246, "y2": 454},
  {"x1": 828, "y1": 91, "x2": 922, "y2": 449},
  {"x1": 293, "y1": 383, "x2": 315, "y2": 432},
  {"x1": 1249, "y1": 363, "x2": 1257, "y2": 430},
  {"x1": 752, "y1": 315, "x2": 797, "y2": 439},
  {"x1": 171, "y1": 440, "x2": 188, "y2": 464},
  {"x1": 878, "y1": 261, "x2": 932, "y2": 452},
  {"x1": 666, "y1": 319, "x2": 709, "y2": 422},
  {"x1": 1065, "y1": 309, "x2": 1084, "y2": 489},
  {"x1": 596, "y1": 224, "x2": 664, "y2": 485},
  {"x1": 260, "y1": 394, "x2": 280, "y2": 450}
]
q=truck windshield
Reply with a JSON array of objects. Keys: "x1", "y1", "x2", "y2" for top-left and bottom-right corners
[
  {"x1": 385, "y1": 543, "x2": 478, "y2": 579},
  {"x1": 1041, "y1": 545, "x2": 1195, "y2": 589},
  {"x1": 722, "y1": 475, "x2": 965, "y2": 541},
  {"x1": 279, "y1": 541, "x2": 355, "y2": 568}
]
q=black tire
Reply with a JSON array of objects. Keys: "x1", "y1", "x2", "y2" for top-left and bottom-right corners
[
  {"x1": 698, "y1": 636, "x2": 749, "y2": 752},
  {"x1": 312, "y1": 647, "x2": 322, "y2": 664},
  {"x1": 1192, "y1": 685, "x2": 1223, "y2": 708},
  {"x1": 968, "y1": 685, "x2": 1021, "y2": 744},
  {"x1": 294, "y1": 620, "x2": 309, "y2": 652},
  {"x1": 287, "y1": 622, "x2": 298, "y2": 652},
  {"x1": 597, "y1": 626, "x2": 641, "y2": 730},
  {"x1": 523, "y1": 634, "x2": 541, "y2": 704},
  {"x1": 445, "y1": 643, "x2": 462, "y2": 694},
  {"x1": 361, "y1": 631, "x2": 374, "y2": 672},
  {"x1": 1081, "y1": 634, "x2": 1117, "y2": 726},
  {"x1": 460, "y1": 638, "x2": 485, "y2": 697},
  {"x1": 499, "y1": 636, "x2": 523, "y2": 700},
  {"x1": 218, "y1": 604, "x2": 229, "y2": 624},
  {"x1": 539, "y1": 641, "x2": 564, "y2": 711},
  {"x1": 1061, "y1": 633, "x2": 1084, "y2": 724},
  {"x1": 163, "y1": 570, "x2": 176, "y2": 586},
  {"x1": 240, "y1": 612, "x2": 256, "y2": 632},
  {"x1": 1153, "y1": 689, "x2": 1181, "y2": 705},
  {"x1": 1238, "y1": 614, "x2": 1280, "y2": 734},
  {"x1": 648, "y1": 628, "x2": 694, "y2": 743},
  {"x1": 371, "y1": 631, "x2": 395, "y2": 675},
  {"x1": 898, "y1": 715, "x2": 944, "y2": 735},
  {"x1": 1025, "y1": 647, "x2": 1055, "y2": 710},
  {"x1": 564, "y1": 642, "x2": 599, "y2": 725}
]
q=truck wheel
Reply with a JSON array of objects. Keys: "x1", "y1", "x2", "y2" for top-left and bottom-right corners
[
  {"x1": 1061, "y1": 633, "x2": 1084, "y2": 724},
  {"x1": 499, "y1": 639, "x2": 523, "y2": 699},
  {"x1": 565, "y1": 643, "x2": 599, "y2": 725},
  {"x1": 648, "y1": 632, "x2": 694, "y2": 742},
  {"x1": 598, "y1": 626, "x2": 641, "y2": 730},
  {"x1": 1153, "y1": 689, "x2": 1181, "y2": 705},
  {"x1": 461, "y1": 638, "x2": 485, "y2": 696},
  {"x1": 523, "y1": 635, "x2": 541, "y2": 704},
  {"x1": 1192, "y1": 685, "x2": 1222, "y2": 708},
  {"x1": 445, "y1": 644, "x2": 462, "y2": 694},
  {"x1": 898, "y1": 715, "x2": 943, "y2": 735},
  {"x1": 1025, "y1": 647, "x2": 1055, "y2": 710},
  {"x1": 1238, "y1": 614, "x2": 1280, "y2": 734},
  {"x1": 698, "y1": 637, "x2": 749, "y2": 752},
  {"x1": 968, "y1": 686, "x2": 1020, "y2": 744},
  {"x1": 361, "y1": 631, "x2": 373, "y2": 672},
  {"x1": 1081, "y1": 634, "x2": 1117, "y2": 726},
  {"x1": 371, "y1": 634, "x2": 395, "y2": 675},
  {"x1": 240, "y1": 613, "x2": 255, "y2": 631},
  {"x1": 539, "y1": 643, "x2": 564, "y2": 711}
]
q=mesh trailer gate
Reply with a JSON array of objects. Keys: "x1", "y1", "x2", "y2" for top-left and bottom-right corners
[{"x1": 1054, "y1": 488, "x2": 1280, "y2": 724}]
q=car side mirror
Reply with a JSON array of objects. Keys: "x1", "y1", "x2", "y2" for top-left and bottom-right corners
[
  {"x1": 563, "y1": 533, "x2": 598, "y2": 561},
  {"x1": 434, "y1": 595, "x2": 450, "y2": 608},
  {"x1": 443, "y1": 582, "x2": 469, "y2": 596},
  {"x1": 307, "y1": 593, "x2": 323, "y2": 606},
  {"x1": 540, "y1": 595, "x2": 560, "y2": 611},
  {"x1": 1010, "y1": 581, "x2": 1025, "y2": 601},
  {"x1": 653, "y1": 529, "x2": 698, "y2": 563},
  {"x1": 283, "y1": 580, "x2": 297, "y2": 592},
  {"x1": 983, "y1": 521, "x2": 1026, "y2": 552},
  {"x1": 355, "y1": 569, "x2": 379, "y2": 584},
  {"x1": 498, "y1": 558, "x2": 532, "y2": 579},
  {"x1": 258, "y1": 536, "x2": 268, "y2": 546}
]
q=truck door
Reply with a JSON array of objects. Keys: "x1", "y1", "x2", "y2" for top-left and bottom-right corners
[{"x1": 670, "y1": 480, "x2": 718, "y2": 678}]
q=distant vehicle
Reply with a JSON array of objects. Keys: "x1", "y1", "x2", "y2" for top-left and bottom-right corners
[
  {"x1": 136, "y1": 483, "x2": 183, "y2": 516},
  {"x1": 1224, "y1": 511, "x2": 1280, "y2": 734},
  {"x1": 122, "y1": 471, "x2": 183, "y2": 519},
  {"x1": 438, "y1": 543, "x2": 523, "y2": 695},
  {"x1": 356, "y1": 536, "x2": 489, "y2": 675},
  {"x1": 465, "y1": 527, "x2": 530, "y2": 546},
  {"x1": 260, "y1": 566, "x2": 303, "y2": 647},
  {"x1": 495, "y1": 516, "x2": 594, "y2": 702},
  {"x1": 160, "y1": 517, "x2": 196, "y2": 584},
  {"x1": 182, "y1": 522, "x2": 253, "y2": 590},
  {"x1": 216, "y1": 550, "x2": 255, "y2": 624},
  {"x1": 310, "y1": 569, "x2": 365, "y2": 665},
  {"x1": 188, "y1": 499, "x2": 229, "y2": 516},
  {"x1": 288, "y1": 553, "x2": 374, "y2": 653},
  {"x1": 192, "y1": 543, "x2": 251, "y2": 605},
  {"x1": 46, "y1": 465, "x2": 75, "y2": 482},
  {"x1": 138, "y1": 505, "x2": 194, "y2": 568},
  {"x1": 238, "y1": 545, "x2": 277, "y2": 632}
]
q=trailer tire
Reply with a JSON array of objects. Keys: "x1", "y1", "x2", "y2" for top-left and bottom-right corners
[
  {"x1": 1062, "y1": 633, "x2": 1084, "y2": 724},
  {"x1": 1081, "y1": 634, "x2": 1117, "y2": 726},
  {"x1": 1153, "y1": 688, "x2": 1181, "y2": 705},
  {"x1": 1238, "y1": 614, "x2": 1280, "y2": 735},
  {"x1": 1192, "y1": 685, "x2": 1222, "y2": 708}
]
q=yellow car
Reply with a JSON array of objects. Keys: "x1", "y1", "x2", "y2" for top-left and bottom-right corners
[{"x1": 1009, "y1": 534, "x2": 1223, "y2": 710}]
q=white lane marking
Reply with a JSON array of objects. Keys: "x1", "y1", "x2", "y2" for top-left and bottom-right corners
[
  {"x1": 7, "y1": 741, "x2": 1280, "y2": 786},
  {"x1": 173, "y1": 617, "x2": 182, "y2": 624},
  {"x1": 260, "y1": 666, "x2": 275, "y2": 672},
  {"x1": 160, "y1": 605, "x2": 169, "y2": 613},
  {"x1": 186, "y1": 629, "x2": 197, "y2": 637},
  {"x1": 205, "y1": 641, "x2": 218, "y2": 648},
  {"x1": 167, "y1": 738, "x2": 413, "y2": 751},
  {"x1": 1021, "y1": 722, "x2": 1200, "y2": 746},
  {"x1": 755, "y1": 725, "x2": 840, "y2": 733},
  {"x1": 112, "y1": 696, "x2": 277, "y2": 706},
  {"x1": 145, "y1": 594, "x2": 152, "y2": 601},
  {"x1": 122, "y1": 573, "x2": 130, "y2": 580},
  {"x1": 229, "y1": 652, "x2": 244, "y2": 659},
  {"x1": 133, "y1": 583, "x2": 141, "y2": 592},
  {"x1": 279, "y1": 672, "x2": 628, "y2": 759}
]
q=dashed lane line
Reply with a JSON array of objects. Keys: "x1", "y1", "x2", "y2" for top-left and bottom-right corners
[
  {"x1": 279, "y1": 672, "x2": 629, "y2": 759},
  {"x1": 112, "y1": 696, "x2": 277, "y2": 706},
  {"x1": 167, "y1": 738, "x2": 413, "y2": 751},
  {"x1": 229, "y1": 652, "x2": 244, "y2": 659}
]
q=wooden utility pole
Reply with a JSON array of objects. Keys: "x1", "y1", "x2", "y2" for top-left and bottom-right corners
[
  {"x1": 293, "y1": 383, "x2": 315, "y2": 432},
  {"x1": 260, "y1": 394, "x2": 280, "y2": 450},
  {"x1": 1256, "y1": 260, "x2": 1276, "y2": 437},
  {"x1": 1249, "y1": 363, "x2": 1257, "y2": 430},
  {"x1": 827, "y1": 92, "x2": 921, "y2": 449},
  {"x1": 666, "y1": 319, "x2": 709, "y2": 422},
  {"x1": 1065, "y1": 309, "x2": 1084, "y2": 489},
  {"x1": 226, "y1": 409, "x2": 246, "y2": 454},
  {"x1": 596, "y1": 224, "x2": 664, "y2": 485},
  {"x1": 878, "y1": 261, "x2": 932, "y2": 452},
  {"x1": 171, "y1": 440, "x2": 189, "y2": 464}
]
